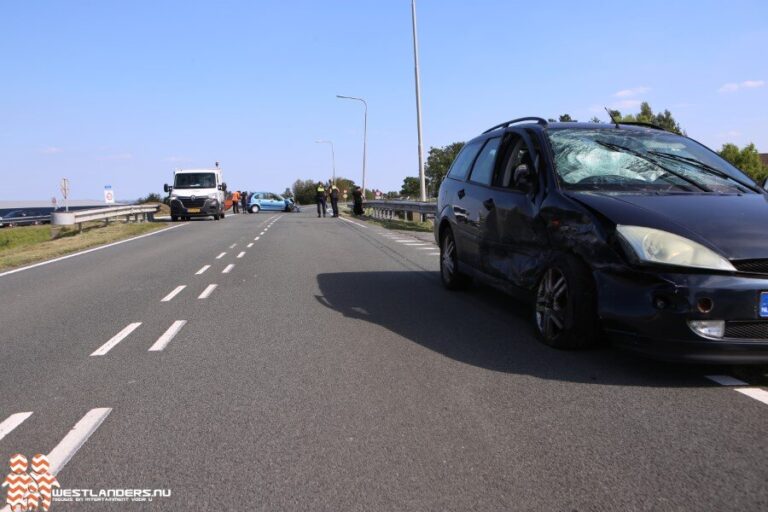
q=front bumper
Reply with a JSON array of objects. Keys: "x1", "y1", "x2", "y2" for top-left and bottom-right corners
[
  {"x1": 170, "y1": 199, "x2": 220, "y2": 217},
  {"x1": 595, "y1": 269, "x2": 768, "y2": 363}
]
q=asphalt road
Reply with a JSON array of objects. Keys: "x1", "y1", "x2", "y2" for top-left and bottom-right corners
[{"x1": 1, "y1": 209, "x2": 767, "y2": 511}]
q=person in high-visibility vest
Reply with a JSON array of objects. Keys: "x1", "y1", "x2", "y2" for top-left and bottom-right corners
[
  {"x1": 315, "y1": 182, "x2": 327, "y2": 218},
  {"x1": 231, "y1": 190, "x2": 241, "y2": 214},
  {"x1": 328, "y1": 184, "x2": 340, "y2": 217}
]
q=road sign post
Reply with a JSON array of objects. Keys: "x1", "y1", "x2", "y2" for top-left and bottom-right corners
[{"x1": 60, "y1": 178, "x2": 70, "y2": 212}]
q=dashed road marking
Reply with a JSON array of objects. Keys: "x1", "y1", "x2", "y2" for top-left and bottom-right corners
[
  {"x1": 237, "y1": 251, "x2": 245, "y2": 258},
  {"x1": 195, "y1": 265, "x2": 211, "y2": 275},
  {"x1": 404, "y1": 243, "x2": 428, "y2": 246},
  {"x1": 247, "y1": 243, "x2": 254, "y2": 248},
  {"x1": 429, "y1": 252, "x2": 440, "y2": 256},
  {"x1": 736, "y1": 388, "x2": 768, "y2": 406},
  {"x1": 222, "y1": 264, "x2": 235, "y2": 273},
  {"x1": 254, "y1": 236, "x2": 260, "y2": 241},
  {"x1": 47, "y1": 408, "x2": 112, "y2": 475},
  {"x1": 91, "y1": 322, "x2": 142, "y2": 356},
  {"x1": 198, "y1": 284, "x2": 217, "y2": 299},
  {"x1": 216, "y1": 252, "x2": 226, "y2": 259},
  {"x1": 148, "y1": 320, "x2": 187, "y2": 351},
  {"x1": 229, "y1": 243, "x2": 237, "y2": 249},
  {"x1": 706, "y1": 375, "x2": 749, "y2": 386},
  {"x1": 260, "y1": 231, "x2": 265, "y2": 235},
  {"x1": 0, "y1": 412, "x2": 33, "y2": 442},
  {"x1": 161, "y1": 285, "x2": 186, "y2": 302}
]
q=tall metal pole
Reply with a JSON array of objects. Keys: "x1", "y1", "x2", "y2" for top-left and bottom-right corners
[
  {"x1": 336, "y1": 95, "x2": 367, "y2": 197},
  {"x1": 315, "y1": 140, "x2": 336, "y2": 184},
  {"x1": 411, "y1": 0, "x2": 426, "y2": 202}
]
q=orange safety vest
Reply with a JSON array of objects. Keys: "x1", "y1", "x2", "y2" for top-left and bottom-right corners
[{"x1": 232, "y1": 191, "x2": 240, "y2": 201}]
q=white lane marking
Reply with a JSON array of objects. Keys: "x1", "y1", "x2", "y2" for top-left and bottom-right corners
[
  {"x1": 417, "y1": 247, "x2": 436, "y2": 250},
  {"x1": 91, "y1": 322, "x2": 142, "y2": 356},
  {"x1": 260, "y1": 231, "x2": 265, "y2": 235},
  {"x1": 404, "y1": 243, "x2": 428, "y2": 246},
  {"x1": 195, "y1": 265, "x2": 211, "y2": 275},
  {"x1": 735, "y1": 388, "x2": 768, "y2": 406},
  {"x1": 148, "y1": 320, "x2": 187, "y2": 351},
  {"x1": 0, "y1": 224, "x2": 186, "y2": 279},
  {"x1": 216, "y1": 252, "x2": 226, "y2": 259},
  {"x1": 706, "y1": 375, "x2": 749, "y2": 386},
  {"x1": 237, "y1": 251, "x2": 245, "y2": 258},
  {"x1": 47, "y1": 408, "x2": 112, "y2": 475},
  {"x1": 229, "y1": 243, "x2": 237, "y2": 249},
  {"x1": 198, "y1": 284, "x2": 217, "y2": 299},
  {"x1": 0, "y1": 412, "x2": 33, "y2": 442},
  {"x1": 339, "y1": 216, "x2": 369, "y2": 229},
  {"x1": 254, "y1": 236, "x2": 260, "y2": 241},
  {"x1": 429, "y1": 252, "x2": 440, "y2": 256},
  {"x1": 247, "y1": 243, "x2": 254, "y2": 248},
  {"x1": 161, "y1": 285, "x2": 186, "y2": 302},
  {"x1": 395, "y1": 240, "x2": 414, "y2": 243},
  {"x1": 222, "y1": 264, "x2": 235, "y2": 273}
]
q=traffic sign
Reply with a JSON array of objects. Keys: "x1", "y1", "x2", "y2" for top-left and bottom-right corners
[{"x1": 104, "y1": 186, "x2": 115, "y2": 204}]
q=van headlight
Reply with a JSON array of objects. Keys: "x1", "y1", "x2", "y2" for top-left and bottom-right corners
[
  {"x1": 170, "y1": 194, "x2": 179, "y2": 201},
  {"x1": 207, "y1": 193, "x2": 217, "y2": 199},
  {"x1": 616, "y1": 225, "x2": 735, "y2": 271}
]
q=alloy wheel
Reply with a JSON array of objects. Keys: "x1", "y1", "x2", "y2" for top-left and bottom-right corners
[{"x1": 535, "y1": 267, "x2": 568, "y2": 340}]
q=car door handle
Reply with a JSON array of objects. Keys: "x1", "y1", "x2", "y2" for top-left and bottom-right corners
[
  {"x1": 483, "y1": 198, "x2": 495, "y2": 210},
  {"x1": 457, "y1": 189, "x2": 465, "y2": 199}
]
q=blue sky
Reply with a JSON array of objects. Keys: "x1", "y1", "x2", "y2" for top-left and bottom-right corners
[{"x1": 1, "y1": 0, "x2": 767, "y2": 201}]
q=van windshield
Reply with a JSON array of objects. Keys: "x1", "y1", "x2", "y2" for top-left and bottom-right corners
[
  {"x1": 547, "y1": 128, "x2": 757, "y2": 194},
  {"x1": 174, "y1": 173, "x2": 216, "y2": 189}
]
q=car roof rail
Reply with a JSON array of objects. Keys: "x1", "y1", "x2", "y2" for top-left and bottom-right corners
[
  {"x1": 618, "y1": 121, "x2": 668, "y2": 132},
  {"x1": 482, "y1": 117, "x2": 548, "y2": 134}
]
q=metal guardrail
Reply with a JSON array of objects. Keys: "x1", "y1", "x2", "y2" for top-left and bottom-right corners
[
  {"x1": 357, "y1": 200, "x2": 437, "y2": 222},
  {"x1": 52, "y1": 204, "x2": 160, "y2": 228}
]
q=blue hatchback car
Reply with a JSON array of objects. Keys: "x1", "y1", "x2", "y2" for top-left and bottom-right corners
[{"x1": 247, "y1": 192, "x2": 295, "y2": 213}]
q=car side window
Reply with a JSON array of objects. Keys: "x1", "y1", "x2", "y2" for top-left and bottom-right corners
[
  {"x1": 447, "y1": 140, "x2": 483, "y2": 180},
  {"x1": 468, "y1": 137, "x2": 501, "y2": 186},
  {"x1": 496, "y1": 133, "x2": 536, "y2": 192}
]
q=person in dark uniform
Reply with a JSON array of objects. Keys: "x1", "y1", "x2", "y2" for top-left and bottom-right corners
[
  {"x1": 328, "y1": 183, "x2": 340, "y2": 217},
  {"x1": 241, "y1": 191, "x2": 249, "y2": 214},
  {"x1": 352, "y1": 186, "x2": 364, "y2": 215},
  {"x1": 315, "y1": 182, "x2": 327, "y2": 217}
]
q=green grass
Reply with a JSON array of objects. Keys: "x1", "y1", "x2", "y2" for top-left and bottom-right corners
[{"x1": 0, "y1": 221, "x2": 166, "y2": 271}]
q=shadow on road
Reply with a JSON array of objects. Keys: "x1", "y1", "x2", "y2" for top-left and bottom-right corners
[{"x1": 316, "y1": 271, "x2": 732, "y2": 387}]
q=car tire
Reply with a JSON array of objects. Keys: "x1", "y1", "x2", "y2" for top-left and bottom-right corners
[
  {"x1": 171, "y1": 216, "x2": 178, "y2": 222},
  {"x1": 440, "y1": 227, "x2": 471, "y2": 290},
  {"x1": 213, "y1": 214, "x2": 220, "y2": 220},
  {"x1": 250, "y1": 205, "x2": 260, "y2": 214},
  {"x1": 534, "y1": 254, "x2": 599, "y2": 349}
]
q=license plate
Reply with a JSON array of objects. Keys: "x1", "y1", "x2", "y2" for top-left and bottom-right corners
[
  {"x1": 760, "y1": 292, "x2": 768, "y2": 317},
  {"x1": 187, "y1": 208, "x2": 200, "y2": 213}
]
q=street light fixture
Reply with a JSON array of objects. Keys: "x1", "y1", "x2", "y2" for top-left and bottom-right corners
[
  {"x1": 336, "y1": 95, "x2": 367, "y2": 197},
  {"x1": 315, "y1": 140, "x2": 336, "y2": 184}
]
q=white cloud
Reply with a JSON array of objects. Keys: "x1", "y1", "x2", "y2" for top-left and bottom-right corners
[
  {"x1": 718, "y1": 80, "x2": 765, "y2": 93},
  {"x1": 611, "y1": 99, "x2": 642, "y2": 110},
  {"x1": 40, "y1": 146, "x2": 62, "y2": 154},
  {"x1": 614, "y1": 86, "x2": 650, "y2": 98}
]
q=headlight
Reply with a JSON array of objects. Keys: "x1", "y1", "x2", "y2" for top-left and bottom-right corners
[
  {"x1": 207, "y1": 193, "x2": 217, "y2": 199},
  {"x1": 170, "y1": 194, "x2": 179, "y2": 201},
  {"x1": 616, "y1": 225, "x2": 735, "y2": 271}
]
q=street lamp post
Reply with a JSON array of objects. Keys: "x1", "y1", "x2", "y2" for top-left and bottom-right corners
[
  {"x1": 315, "y1": 140, "x2": 336, "y2": 184},
  {"x1": 336, "y1": 95, "x2": 367, "y2": 197},
  {"x1": 411, "y1": 0, "x2": 426, "y2": 202}
]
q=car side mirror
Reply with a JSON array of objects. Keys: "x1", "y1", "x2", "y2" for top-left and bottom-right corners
[
  {"x1": 221, "y1": 182, "x2": 227, "y2": 192},
  {"x1": 164, "y1": 184, "x2": 170, "y2": 193},
  {"x1": 513, "y1": 164, "x2": 534, "y2": 193},
  {"x1": 762, "y1": 177, "x2": 768, "y2": 190}
]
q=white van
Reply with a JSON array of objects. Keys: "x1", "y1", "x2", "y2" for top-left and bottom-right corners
[{"x1": 164, "y1": 168, "x2": 227, "y2": 221}]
